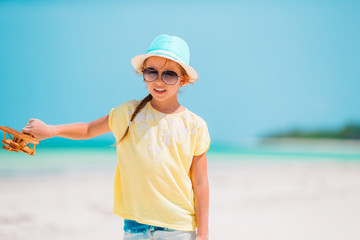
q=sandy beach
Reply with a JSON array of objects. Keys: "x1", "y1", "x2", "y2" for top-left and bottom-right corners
[{"x1": 0, "y1": 149, "x2": 360, "y2": 240}]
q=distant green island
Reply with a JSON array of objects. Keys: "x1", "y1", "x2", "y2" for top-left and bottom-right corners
[{"x1": 264, "y1": 123, "x2": 360, "y2": 140}]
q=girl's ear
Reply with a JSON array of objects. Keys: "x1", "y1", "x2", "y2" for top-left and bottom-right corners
[{"x1": 180, "y1": 75, "x2": 191, "y2": 86}]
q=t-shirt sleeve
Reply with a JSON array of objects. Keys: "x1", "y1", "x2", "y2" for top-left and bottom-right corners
[
  {"x1": 194, "y1": 120, "x2": 211, "y2": 156},
  {"x1": 108, "y1": 107, "x2": 116, "y2": 134},
  {"x1": 108, "y1": 100, "x2": 136, "y2": 141}
]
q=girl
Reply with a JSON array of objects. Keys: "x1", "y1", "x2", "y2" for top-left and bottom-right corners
[{"x1": 22, "y1": 34, "x2": 210, "y2": 240}]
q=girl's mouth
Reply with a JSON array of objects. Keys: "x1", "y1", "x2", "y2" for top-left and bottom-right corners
[{"x1": 154, "y1": 88, "x2": 166, "y2": 94}]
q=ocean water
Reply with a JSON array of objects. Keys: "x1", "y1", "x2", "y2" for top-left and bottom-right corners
[{"x1": 0, "y1": 139, "x2": 359, "y2": 179}]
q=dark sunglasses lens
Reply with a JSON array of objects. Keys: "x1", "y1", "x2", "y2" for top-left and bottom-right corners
[
  {"x1": 143, "y1": 68, "x2": 158, "y2": 82},
  {"x1": 162, "y1": 71, "x2": 178, "y2": 85}
]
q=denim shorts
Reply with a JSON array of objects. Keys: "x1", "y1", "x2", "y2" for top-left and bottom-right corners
[{"x1": 123, "y1": 219, "x2": 196, "y2": 240}]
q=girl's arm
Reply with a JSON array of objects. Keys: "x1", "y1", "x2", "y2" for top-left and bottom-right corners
[
  {"x1": 21, "y1": 115, "x2": 110, "y2": 141},
  {"x1": 190, "y1": 152, "x2": 209, "y2": 240}
]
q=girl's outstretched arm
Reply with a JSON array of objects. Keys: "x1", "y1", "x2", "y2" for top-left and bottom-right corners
[
  {"x1": 22, "y1": 115, "x2": 110, "y2": 141},
  {"x1": 190, "y1": 152, "x2": 209, "y2": 240}
]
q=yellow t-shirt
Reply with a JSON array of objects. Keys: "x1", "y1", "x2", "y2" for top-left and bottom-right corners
[{"x1": 108, "y1": 100, "x2": 210, "y2": 231}]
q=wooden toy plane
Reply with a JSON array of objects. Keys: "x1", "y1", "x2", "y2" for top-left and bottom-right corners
[{"x1": 0, "y1": 126, "x2": 39, "y2": 156}]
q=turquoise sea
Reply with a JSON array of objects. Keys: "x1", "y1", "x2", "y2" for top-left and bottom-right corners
[{"x1": 1, "y1": 138, "x2": 360, "y2": 179}]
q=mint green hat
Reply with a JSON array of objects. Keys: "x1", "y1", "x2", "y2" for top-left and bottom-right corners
[{"x1": 131, "y1": 34, "x2": 198, "y2": 83}]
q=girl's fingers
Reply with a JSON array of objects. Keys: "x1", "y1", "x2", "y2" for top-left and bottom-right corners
[
  {"x1": 24, "y1": 130, "x2": 34, "y2": 136},
  {"x1": 22, "y1": 126, "x2": 33, "y2": 134}
]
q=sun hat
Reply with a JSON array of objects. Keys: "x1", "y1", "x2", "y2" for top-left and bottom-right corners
[{"x1": 131, "y1": 34, "x2": 198, "y2": 83}]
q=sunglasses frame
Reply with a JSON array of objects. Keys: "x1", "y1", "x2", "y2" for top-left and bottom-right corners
[{"x1": 142, "y1": 67, "x2": 182, "y2": 85}]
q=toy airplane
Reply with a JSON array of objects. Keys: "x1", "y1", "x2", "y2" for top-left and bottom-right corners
[{"x1": 0, "y1": 126, "x2": 39, "y2": 156}]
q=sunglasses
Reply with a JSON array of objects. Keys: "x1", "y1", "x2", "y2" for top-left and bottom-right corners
[{"x1": 142, "y1": 67, "x2": 181, "y2": 85}]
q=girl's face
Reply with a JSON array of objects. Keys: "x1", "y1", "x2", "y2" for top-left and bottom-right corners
[{"x1": 143, "y1": 56, "x2": 188, "y2": 104}]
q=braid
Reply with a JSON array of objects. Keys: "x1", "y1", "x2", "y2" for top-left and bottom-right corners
[{"x1": 116, "y1": 94, "x2": 153, "y2": 145}]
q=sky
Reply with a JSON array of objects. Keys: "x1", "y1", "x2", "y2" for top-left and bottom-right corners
[{"x1": 0, "y1": 0, "x2": 359, "y2": 144}]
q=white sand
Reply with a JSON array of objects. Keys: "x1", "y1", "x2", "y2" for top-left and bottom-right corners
[{"x1": 1, "y1": 153, "x2": 360, "y2": 240}]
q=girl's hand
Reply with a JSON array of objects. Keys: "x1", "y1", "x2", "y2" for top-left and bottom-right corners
[{"x1": 22, "y1": 119, "x2": 55, "y2": 141}]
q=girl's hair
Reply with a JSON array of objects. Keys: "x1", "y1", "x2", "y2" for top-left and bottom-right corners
[
  {"x1": 115, "y1": 93, "x2": 153, "y2": 145},
  {"x1": 115, "y1": 58, "x2": 190, "y2": 145}
]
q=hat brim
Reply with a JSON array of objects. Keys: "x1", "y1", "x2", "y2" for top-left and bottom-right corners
[{"x1": 131, "y1": 53, "x2": 198, "y2": 83}]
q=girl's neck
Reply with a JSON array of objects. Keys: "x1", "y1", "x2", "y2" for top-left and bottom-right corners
[{"x1": 150, "y1": 99, "x2": 185, "y2": 114}]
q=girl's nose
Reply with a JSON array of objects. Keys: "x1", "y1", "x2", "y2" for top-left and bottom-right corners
[{"x1": 154, "y1": 73, "x2": 165, "y2": 84}]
